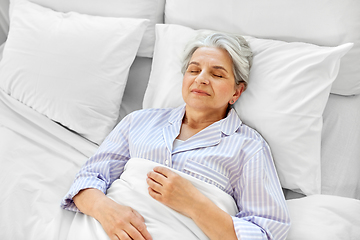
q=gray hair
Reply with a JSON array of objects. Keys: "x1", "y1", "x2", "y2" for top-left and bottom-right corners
[{"x1": 181, "y1": 31, "x2": 253, "y2": 89}]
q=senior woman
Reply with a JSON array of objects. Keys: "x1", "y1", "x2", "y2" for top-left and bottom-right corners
[{"x1": 61, "y1": 32, "x2": 290, "y2": 240}]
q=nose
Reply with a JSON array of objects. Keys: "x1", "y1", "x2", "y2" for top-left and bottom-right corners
[{"x1": 194, "y1": 71, "x2": 210, "y2": 85}]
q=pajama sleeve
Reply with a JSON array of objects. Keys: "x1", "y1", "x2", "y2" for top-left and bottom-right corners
[
  {"x1": 60, "y1": 113, "x2": 133, "y2": 212},
  {"x1": 232, "y1": 147, "x2": 291, "y2": 240}
]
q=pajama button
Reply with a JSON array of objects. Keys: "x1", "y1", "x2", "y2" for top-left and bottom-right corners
[{"x1": 165, "y1": 160, "x2": 169, "y2": 166}]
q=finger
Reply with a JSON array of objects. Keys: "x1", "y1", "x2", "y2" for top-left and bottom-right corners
[
  {"x1": 148, "y1": 185, "x2": 162, "y2": 196},
  {"x1": 153, "y1": 167, "x2": 181, "y2": 183},
  {"x1": 110, "y1": 234, "x2": 121, "y2": 240},
  {"x1": 152, "y1": 166, "x2": 174, "y2": 177},
  {"x1": 132, "y1": 209, "x2": 145, "y2": 223},
  {"x1": 123, "y1": 224, "x2": 146, "y2": 240},
  {"x1": 129, "y1": 214, "x2": 153, "y2": 240},
  {"x1": 116, "y1": 230, "x2": 133, "y2": 240},
  {"x1": 146, "y1": 176, "x2": 163, "y2": 194},
  {"x1": 147, "y1": 171, "x2": 167, "y2": 185},
  {"x1": 148, "y1": 186, "x2": 162, "y2": 202}
]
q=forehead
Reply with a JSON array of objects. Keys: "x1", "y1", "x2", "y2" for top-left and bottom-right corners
[{"x1": 190, "y1": 47, "x2": 233, "y2": 68}]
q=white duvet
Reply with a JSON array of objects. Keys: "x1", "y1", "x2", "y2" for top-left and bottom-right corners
[
  {"x1": 67, "y1": 158, "x2": 238, "y2": 240},
  {"x1": 0, "y1": 90, "x2": 360, "y2": 240}
]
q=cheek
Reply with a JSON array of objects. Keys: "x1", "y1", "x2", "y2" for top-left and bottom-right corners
[
  {"x1": 214, "y1": 82, "x2": 235, "y2": 97},
  {"x1": 182, "y1": 75, "x2": 192, "y2": 95},
  {"x1": 183, "y1": 73, "x2": 196, "y2": 88}
]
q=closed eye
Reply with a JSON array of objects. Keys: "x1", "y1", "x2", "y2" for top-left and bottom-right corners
[{"x1": 213, "y1": 74, "x2": 223, "y2": 78}]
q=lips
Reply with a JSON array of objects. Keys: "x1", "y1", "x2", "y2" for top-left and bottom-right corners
[{"x1": 191, "y1": 88, "x2": 210, "y2": 96}]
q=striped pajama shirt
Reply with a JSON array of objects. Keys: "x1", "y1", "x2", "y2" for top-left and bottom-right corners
[{"x1": 61, "y1": 104, "x2": 290, "y2": 240}]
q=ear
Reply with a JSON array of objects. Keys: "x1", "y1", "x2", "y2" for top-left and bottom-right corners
[{"x1": 229, "y1": 83, "x2": 245, "y2": 104}]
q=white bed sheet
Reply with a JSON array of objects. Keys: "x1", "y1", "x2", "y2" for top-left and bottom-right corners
[
  {"x1": 0, "y1": 90, "x2": 97, "y2": 239},
  {"x1": 1, "y1": 89, "x2": 360, "y2": 240}
]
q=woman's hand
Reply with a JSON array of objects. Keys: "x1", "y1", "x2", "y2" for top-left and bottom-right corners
[
  {"x1": 146, "y1": 167, "x2": 238, "y2": 240},
  {"x1": 96, "y1": 198, "x2": 152, "y2": 240},
  {"x1": 73, "y1": 188, "x2": 152, "y2": 240},
  {"x1": 146, "y1": 166, "x2": 202, "y2": 218}
]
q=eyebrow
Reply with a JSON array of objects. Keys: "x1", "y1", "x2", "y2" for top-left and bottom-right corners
[{"x1": 188, "y1": 61, "x2": 229, "y2": 73}]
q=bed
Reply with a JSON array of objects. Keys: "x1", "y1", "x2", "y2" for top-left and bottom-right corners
[{"x1": 0, "y1": 0, "x2": 360, "y2": 239}]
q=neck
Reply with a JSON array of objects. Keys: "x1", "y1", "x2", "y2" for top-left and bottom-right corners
[
  {"x1": 183, "y1": 105, "x2": 228, "y2": 129},
  {"x1": 177, "y1": 106, "x2": 228, "y2": 141}
]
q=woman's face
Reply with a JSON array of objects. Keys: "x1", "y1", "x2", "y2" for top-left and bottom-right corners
[{"x1": 182, "y1": 47, "x2": 244, "y2": 114}]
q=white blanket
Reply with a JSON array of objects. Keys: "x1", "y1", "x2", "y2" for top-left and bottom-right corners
[{"x1": 67, "y1": 158, "x2": 238, "y2": 240}]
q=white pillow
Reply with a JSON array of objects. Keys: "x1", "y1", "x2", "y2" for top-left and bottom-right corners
[
  {"x1": 164, "y1": 0, "x2": 360, "y2": 96},
  {"x1": 286, "y1": 195, "x2": 360, "y2": 240},
  {"x1": 143, "y1": 24, "x2": 353, "y2": 195},
  {"x1": 0, "y1": 0, "x2": 149, "y2": 144},
  {"x1": 9, "y1": 0, "x2": 165, "y2": 58},
  {"x1": 321, "y1": 94, "x2": 360, "y2": 199}
]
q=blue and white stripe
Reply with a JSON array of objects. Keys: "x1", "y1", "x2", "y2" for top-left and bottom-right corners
[{"x1": 61, "y1": 104, "x2": 290, "y2": 240}]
